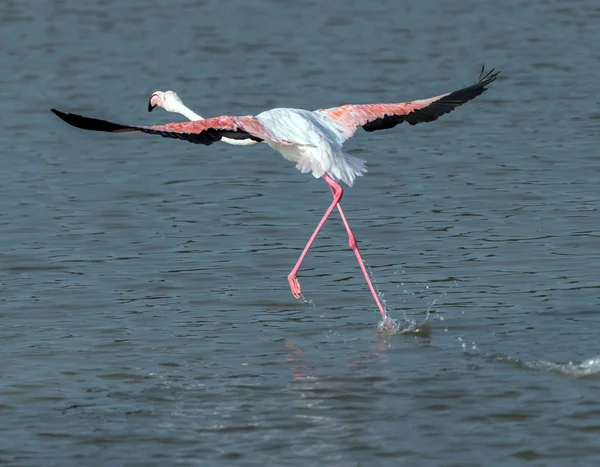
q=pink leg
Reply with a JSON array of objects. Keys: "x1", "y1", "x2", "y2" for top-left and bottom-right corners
[
  {"x1": 287, "y1": 175, "x2": 342, "y2": 299},
  {"x1": 326, "y1": 183, "x2": 387, "y2": 319},
  {"x1": 288, "y1": 174, "x2": 387, "y2": 319}
]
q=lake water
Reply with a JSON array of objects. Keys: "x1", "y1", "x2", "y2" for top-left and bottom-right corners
[{"x1": 2, "y1": 0, "x2": 600, "y2": 465}]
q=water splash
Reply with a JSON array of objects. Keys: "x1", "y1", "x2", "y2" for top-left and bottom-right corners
[
  {"x1": 377, "y1": 316, "x2": 431, "y2": 338},
  {"x1": 456, "y1": 336, "x2": 480, "y2": 355},
  {"x1": 495, "y1": 354, "x2": 600, "y2": 378},
  {"x1": 371, "y1": 270, "x2": 455, "y2": 339},
  {"x1": 390, "y1": 270, "x2": 453, "y2": 323},
  {"x1": 298, "y1": 293, "x2": 314, "y2": 307},
  {"x1": 425, "y1": 297, "x2": 439, "y2": 321}
]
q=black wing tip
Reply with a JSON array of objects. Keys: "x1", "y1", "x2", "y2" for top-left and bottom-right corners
[
  {"x1": 51, "y1": 108, "x2": 80, "y2": 126},
  {"x1": 50, "y1": 108, "x2": 135, "y2": 133},
  {"x1": 51, "y1": 108, "x2": 67, "y2": 119},
  {"x1": 476, "y1": 66, "x2": 501, "y2": 87}
]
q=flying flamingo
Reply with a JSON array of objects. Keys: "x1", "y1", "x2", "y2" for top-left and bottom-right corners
[{"x1": 51, "y1": 67, "x2": 499, "y2": 320}]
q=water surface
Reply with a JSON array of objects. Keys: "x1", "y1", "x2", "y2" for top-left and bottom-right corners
[{"x1": 2, "y1": 0, "x2": 600, "y2": 465}]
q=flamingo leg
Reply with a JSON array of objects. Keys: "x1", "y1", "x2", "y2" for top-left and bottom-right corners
[
  {"x1": 288, "y1": 174, "x2": 387, "y2": 319},
  {"x1": 288, "y1": 175, "x2": 342, "y2": 299},
  {"x1": 326, "y1": 182, "x2": 387, "y2": 319}
]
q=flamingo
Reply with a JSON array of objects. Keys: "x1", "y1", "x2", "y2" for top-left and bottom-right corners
[{"x1": 51, "y1": 67, "x2": 499, "y2": 320}]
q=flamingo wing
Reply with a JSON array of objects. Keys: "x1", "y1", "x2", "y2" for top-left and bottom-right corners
[
  {"x1": 50, "y1": 109, "x2": 275, "y2": 145},
  {"x1": 318, "y1": 67, "x2": 499, "y2": 140}
]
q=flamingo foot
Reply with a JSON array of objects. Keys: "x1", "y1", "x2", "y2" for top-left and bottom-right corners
[{"x1": 287, "y1": 273, "x2": 302, "y2": 299}]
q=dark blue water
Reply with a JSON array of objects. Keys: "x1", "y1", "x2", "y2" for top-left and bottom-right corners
[{"x1": 2, "y1": 0, "x2": 600, "y2": 465}]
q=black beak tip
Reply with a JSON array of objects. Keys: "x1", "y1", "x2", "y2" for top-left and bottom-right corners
[{"x1": 148, "y1": 100, "x2": 155, "y2": 113}]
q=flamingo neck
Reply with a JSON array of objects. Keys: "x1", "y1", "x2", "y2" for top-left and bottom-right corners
[
  {"x1": 169, "y1": 100, "x2": 259, "y2": 146},
  {"x1": 172, "y1": 103, "x2": 204, "y2": 121}
]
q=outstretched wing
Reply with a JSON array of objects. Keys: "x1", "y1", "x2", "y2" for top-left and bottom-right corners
[
  {"x1": 50, "y1": 109, "x2": 276, "y2": 145},
  {"x1": 318, "y1": 67, "x2": 499, "y2": 141}
]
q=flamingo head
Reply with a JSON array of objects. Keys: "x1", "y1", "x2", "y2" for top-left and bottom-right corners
[{"x1": 148, "y1": 90, "x2": 183, "y2": 113}]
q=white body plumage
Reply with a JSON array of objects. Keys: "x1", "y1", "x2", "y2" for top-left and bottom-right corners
[{"x1": 256, "y1": 108, "x2": 367, "y2": 187}]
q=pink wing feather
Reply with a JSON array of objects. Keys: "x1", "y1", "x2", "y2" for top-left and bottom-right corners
[
  {"x1": 50, "y1": 110, "x2": 280, "y2": 146},
  {"x1": 319, "y1": 67, "x2": 499, "y2": 140}
]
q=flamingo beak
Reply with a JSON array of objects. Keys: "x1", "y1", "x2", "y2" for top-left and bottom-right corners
[{"x1": 148, "y1": 93, "x2": 160, "y2": 112}]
